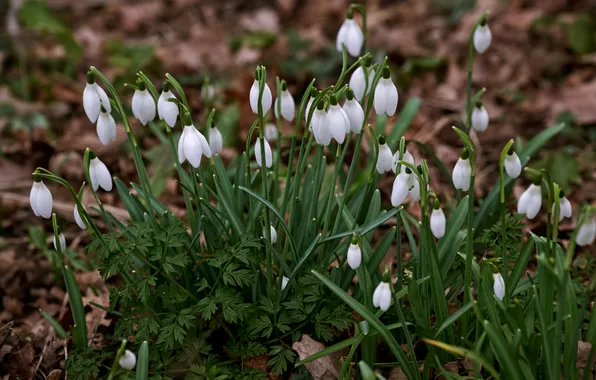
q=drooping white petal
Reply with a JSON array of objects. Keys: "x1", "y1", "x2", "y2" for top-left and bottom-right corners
[
  {"x1": 376, "y1": 143, "x2": 393, "y2": 174},
  {"x1": 576, "y1": 216, "x2": 596, "y2": 247},
  {"x1": 74, "y1": 204, "x2": 87, "y2": 230},
  {"x1": 132, "y1": 89, "x2": 156, "y2": 126},
  {"x1": 504, "y1": 152, "x2": 522, "y2": 178},
  {"x1": 30, "y1": 182, "x2": 40, "y2": 217},
  {"x1": 178, "y1": 127, "x2": 188, "y2": 164},
  {"x1": 96, "y1": 111, "x2": 116, "y2": 145},
  {"x1": 305, "y1": 96, "x2": 315, "y2": 123},
  {"x1": 195, "y1": 129, "x2": 212, "y2": 159},
  {"x1": 492, "y1": 273, "x2": 505, "y2": 301},
  {"x1": 209, "y1": 127, "x2": 223, "y2": 155},
  {"x1": 31, "y1": 181, "x2": 53, "y2": 219},
  {"x1": 384, "y1": 78, "x2": 398, "y2": 116},
  {"x1": 347, "y1": 243, "x2": 362, "y2": 270},
  {"x1": 343, "y1": 99, "x2": 364, "y2": 134},
  {"x1": 183, "y1": 127, "x2": 203, "y2": 168},
  {"x1": 373, "y1": 79, "x2": 387, "y2": 115},
  {"x1": 408, "y1": 175, "x2": 420, "y2": 201},
  {"x1": 275, "y1": 90, "x2": 295, "y2": 121},
  {"x1": 349, "y1": 66, "x2": 374, "y2": 102},
  {"x1": 336, "y1": 18, "x2": 363, "y2": 57},
  {"x1": 312, "y1": 109, "x2": 331, "y2": 146},
  {"x1": 90, "y1": 157, "x2": 112, "y2": 192},
  {"x1": 379, "y1": 283, "x2": 392, "y2": 311},
  {"x1": 473, "y1": 25, "x2": 492, "y2": 54},
  {"x1": 249, "y1": 80, "x2": 272, "y2": 115},
  {"x1": 83, "y1": 83, "x2": 111, "y2": 123},
  {"x1": 281, "y1": 276, "x2": 289, "y2": 290},
  {"x1": 430, "y1": 208, "x2": 446, "y2": 239},
  {"x1": 452, "y1": 158, "x2": 472, "y2": 191},
  {"x1": 157, "y1": 90, "x2": 179, "y2": 128},
  {"x1": 269, "y1": 225, "x2": 278, "y2": 244},
  {"x1": 553, "y1": 197, "x2": 573, "y2": 222},
  {"x1": 119, "y1": 350, "x2": 136, "y2": 370},
  {"x1": 392, "y1": 150, "x2": 414, "y2": 174},
  {"x1": 517, "y1": 184, "x2": 542, "y2": 219},
  {"x1": 264, "y1": 123, "x2": 279, "y2": 141},
  {"x1": 391, "y1": 172, "x2": 411, "y2": 207},
  {"x1": 328, "y1": 105, "x2": 348, "y2": 144},
  {"x1": 255, "y1": 137, "x2": 272, "y2": 168},
  {"x1": 53, "y1": 233, "x2": 66, "y2": 251},
  {"x1": 372, "y1": 282, "x2": 383, "y2": 308},
  {"x1": 471, "y1": 106, "x2": 489, "y2": 132}
]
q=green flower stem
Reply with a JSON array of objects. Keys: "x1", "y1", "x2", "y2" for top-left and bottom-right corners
[
  {"x1": 83, "y1": 149, "x2": 115, "y2": 234},
  {"x1": 322, "y1": 143, "x2": 344, "y2": 236},
  {"x1": 89, "y1": 67, "x2": 156, "y2": 225},
  {"x1": 273, "y1": 77, "x2": 282, "y2": 210},
  {"x1": 498, "y1": 140, "x2": 514, "y2": 301},
  {"x1": 464, "y1": 12, "x2": 489, "y2": 136},
  {"x1": 107, "y1": 339, "x2": 128, "y2": 380},
  {"x1": 391, "y1": 285, "x2": 420, "y2": 379}
]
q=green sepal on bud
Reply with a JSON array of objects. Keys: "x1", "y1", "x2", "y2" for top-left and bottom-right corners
[
  {"x1": 86, "y1": 70, "x2": 95, "y2": 85},
  {"x1": 474, "y1": 101, "x2": 483, "y2": 108},
  {"x1": 351, "y1": 234, "x2": 359, "y2": 245},
  {"x1": 378, "y1": 135, "x2": 386, "y2": 145},
  {"x1": 347, "y1": 9, "x2": 354, "y2": 19},
  {"x1": 162, "y1": 81, "x2": 170, "y2": 92},
  {"x1": 316, "y1": 101, "x2": 325, "y2": 111},
  {"x1": 310, "y1": 87, "x2": 318, "y2": 98},
  {"x1": 460, "y1": 148, "x2": 470, "y2": 160},
  {"x1": 33, "y1": 173, "x2": 41, "y2": 183},
  {"x1": 382, "y1": 66, "x2": 390, "y2": 79},
  {"x1": 100, "y1": 104, "x2": 107, "y2": 113},
  {"x1": 405, "y1": 167, "x2": 412, "y2": 174},
  {"x1": 88, "y1": 149, "x2": 97, "y2": 160},
  {"x1": 479, "y1": 15, "x2": 488, "y2": 26},
  {"x1": 329, "y1": 95, "x2": 338, "y2": 106},
  {"x1": 381, "y1": 266, "x2": 391, "y2": 283},
  {"x1": 558, "y1": 189, "x2": 565, "y2": 198},
  {"x1": 346, "y1": 88, "x2": 355, "y2": 101},
  {"x1": 433, "y1": 198, "x2": 441, "y2": 210},
  {"x1": 530, "y1": 173, "x2": 542, "y2": 186},
  {"x1": 362, "y1": 55, "x2": 372, "y2": 67},
  {"x1": 138, "y1": 80, "x2": 146, "y2": 91},
  {"x1": 182, "y1": 112, "x2": 192, "y2": 126},
  {"x1": 281, "y1": 81, "x2": 288, "y2": 91}
]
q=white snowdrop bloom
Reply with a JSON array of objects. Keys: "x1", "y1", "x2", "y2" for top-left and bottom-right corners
[
  {"x1": 264, "y1": 225, "x2": 277, "y2": 244},
  {"x1": 492, "y1": 273, "x2": 505, "y2": 301},
  {"x1": 373, "y1": 68, "x2": 398, "y2": 116},
  {"x1": 157, "y1": 88, "x2": 179, "y2": 128},
  {"x1": 312, "y1": 105, "x2": 331, "y2": 146},
  {"x1": 347, "y1": 237, "x2": 361, "y2": 270},
  {"x1": 74, "y1": 204, "x2": 86, "y2": 230},
  {"x1": 392, "y1": 150, "x2": 414, "y2": 174},
  {"x1": 202, "y1": 78, "x2": 215, "y2": 103},
  {"x1": 264, "y1": 123, "x2": 279, "y2": 141},
  {"x1": 336, "y1": 14, "x2": 364, "y2": 57},
  {"x1": 304, "y1": 88, "x2": 318, "y2": 125},
  {"x1": 343, "y1": 91, "x2": 364, "y2": 134},
  {"x1": 409, "y1": 174, "x2": 421, "y2": 201},
  {"x1": 249, "y1": 79, "x2": 272, "y2": 115},
  {"x1": 119, "y1": 349, "x2": 136, "y2": 370},
  {"x1": 209, "y1": 126, "x2": 223, "y2": 155},
  {"x1": 349, "y1": 64, "x2": 374, "y2": 102},
  {"x1": 255, "y1": 137, "x2": 273, "y2": 168},
  {"x1": 327, "y1": 100, "x2": 350, "y2": 144},
  {"x1": 473, "y1": 23, "x2": 492, "y2": 54},
  {"x1": 452, "y1": 154, "x2": 472, "y2": 191},
  {"x1": 53, "y1": 233, "x2": 66, "y2": 252},
  {"x1": 517, "y1": 184, "x2": 542, "y2": 219},
  {"x1": 372, "y1": 281, "x2": 391, "y2": 311},
  {"x1": 89, "y1": 156, "x2": 112, "y2": 192},
  {"x1": 30, "y1": 179, "x2": 53, "y2": 219},
  {"x1": 391, "y1": 170, "x2": 412, "y2": 207},
  {"x1": 178, "y1": 122, "x2": 212, "y2": 168},
  {"x1": 281, "y1": 276, "x2": 289, "y2": 290},
  {"x1": 131, "y1": 85, "x2": 156, "y2": 126},
  {"x1": 504, "y1": 151, "x2": 522, "y2": 178},
  {"x1": 576, "y1": 215, "x2": 596, "y2": 247},
  {"x1": 471, "y1": 104, "x2": 489, "y2": 132},
  {"x1": 274, "y1": 83, "x2": 295, "y2": 121},
  {"x1": 376, "y1": 138, "x2": 393, "y2": 174},
  {"x1": 96, "y1": 109, "x2": 117, "y2": 145},
  {"x1": 83, "y1": 75, "x2": 111, "y2": 123},
  {"x1": 431, "y1": 207, "x2": 446, "y2": 239},
  {"x1": 553, "y1": 195, "x2": 573, "y2": 222}
]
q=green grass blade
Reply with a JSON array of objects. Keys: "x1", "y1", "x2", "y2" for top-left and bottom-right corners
[
  {"x1": 39, "y1": 308, "x2": 68, "y2": 339},
  {"x1": 62, "y1": 265, "x2": 87, "y2": 350},
  {"x1": 507, "y1": 236, "x2": 534, "y2": 296},
  {"x1": 136, "y1": 341, "x2": 149, "y2": 380},
  {"x1": 438, "y1": 195, "x2": 468, "y2": 272},
  {"x1": 436, "y1": 303, "x2": 473, "y2": 337},
  {"x1": 114, "y1": 178, "x2": 145, "y2": 221},
  {"x1": 424, "y1": 338, "x2": 500, "y2": 379},
  {"x1": 482, "y1": 320, "x2": 524, "y2": 380}
]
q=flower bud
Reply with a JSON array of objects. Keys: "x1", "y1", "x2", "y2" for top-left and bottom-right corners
[
  {"x1": 132, "y1": 83, "x2": 156, "y2": 126},
  {"x1": 96, "y1": 107, "x2": 117, "y2": 145},
  {"x1": 328, "y1": 97, "x2": 350, "y2": 144},
  {"x1": 255, "y1": 137, "x2": 273, "y2": 168},
  {"x1": 249, "y1": 70, "x2": 272, "y2": 115},
  {"x1": 30, "y1": 178, "x2": 53, "y2": 219},
  {"x1": 504, "y1": 151, "x2": 522, "y2": 178},
  {"x1": 83, "y1": 75, "x2": 111, "y2": 123},
  {"x1": 281, "y1": 276, "x2": 289, "y2": 290},
  {"x1": 342, "y1": 91, "x2": 364, "y2": 134},
  {"x1": 471, "y1": 103, "x2": 489, "y2": 132},
  {"x1": 492, "y1": 273, "x2": 505, "y2": 301},
  {"x1": 274, "y1": 82, "x2": 295, "y2": 121},
  {"x1": 336, "y1": 13, "x2": 364, "y2": 57},
  {"x1": 74, "y1": 204, "x2": 87, "y2": 230},
  {"x1": 53, "y1": 232, "x2": 66, "y2": 252},
  {"x1": 347, "y1": 235, "x2": 361, "y2": 270},
  {"x1": 89, "y1": 155, "x2": 113, "y2": 192},
  {"x1": 473, "y1": 23, "x2": 492, "y2": 54},
  {"x1": 373, "y1": 67, "x2": 398, "y2": 116},
  {"x1": 118, "y1": 349, "x2": 136, "y2": 370},
  {"x1": 312, "y1": 103, "x2": 331, "y2": 146},
  {"x1": 349, "y1": 64, "x2": 374, "y2": 102},
  {"x1": 552, "y1": 193, "x2": 572, "y2": 222},
  {"x1": 576, "y1": 215, "x2": 596, "y2": 247},
  {"x1": 372, "y1": 280, "x2": 391, "y2": 311},
  {"x1": 376, "y1": 136, "x2": 393, "y2": 174},
  {"x1": 157, "y1": 86, "x2": 179, "y2": 128},
  {"x1": 430, "y1": 202, "x2": 446, "y2": 239},
  {"x1": 517, "y1": 184, "x2": 542, "y2": 219},
  {"x1": 209, "y1": 126, "x2": 223, "y2": 155},
  {"x1": 264, "y1": 123, "x2": 279, "y2": 141},
  {"x1": 452, "y1": 155, "x2": 472, "y2": 191},
  {"x1": 391, "y1": 170, "x2": 411, "y2": 207}
]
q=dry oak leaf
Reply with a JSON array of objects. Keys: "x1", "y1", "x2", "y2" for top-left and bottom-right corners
[{"x1": 292, "y1": 334, "x2": 340, "y2": 380}]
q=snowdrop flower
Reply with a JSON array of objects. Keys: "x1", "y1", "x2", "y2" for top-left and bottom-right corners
[
  {"x1": 255, "y1": 137, "x2": 273, "y2": 168},
  {"x1": 178, "y1": 114, "x2": 212, "y2": 168},
  {"x1": 312, "y1": 102, "x2": 331, "y2": 146},
  {"x1": 327, "y1": 96, "x2": 350, "y2": 144},
  {"x1": 281, "y1": 276, "x2": 289, "y2": 290},
  {"x1": 336, "y1": 11, "x2": 364, "y2": 57},
  {"x1": 264, "y1": 123, "x2": 279, "y2": 141},
  {"x1": 409, "y1": 171, "x2": 421, "y2": 202},
  {"x1": 552, "y1": 192, "x2": 572, "y2": 222},
  {"x1": 249, "y1": 69, "x2": 272, "y2": 115},
  {"x1": 89, "y1": 154, "x2": 113, "y2": 192},
  {"x1": 392, "y1": 149, "x2": 414, "y2": 174},
  {"x1": 157, "y1": 83, "x2": 179, "y2": 128},
  {"x1": 517, "y1": 183, "x2": 542, "y2": 219},
  {"x1": 391, "y1": 169, "x2": 412, "y2": 207},
  {"x1": 376, "y1": 136, "x2": 393, "y2": 174},
  {"x1": 349, "y1": 57, "x2": 374, "y2": 101},
  {"x1": 264, "y1": 225, "x2": 277, "y2": 244},
  {"x1": 343, "y1": 89, "x2": 364, "y2": 134},
  {"x1": 202, "y1": 77, "x2": 215, "y2": 103},
  {"x1": 493, "y1": 273, "x2": 505, "y2": 301},
  {"x1": 209, "y1": 126, "x2": 223, "y2": 155},
  {"x1": 119, "y1": 349, "x2": 136, "y2": 370},
  {"x1": 30, "y1": 177, "x2": 53, "y2": 219},
  {"x1": 430, "y1": 200, "x2": 446, "y2": 239},
  {"x1": 347, "y1": 235, "x2": 361, "y2": 270},
  {"x1": 576, "y1": 214, "x2": 596, "y2": 247},
  {"x1": 304, "y1": 88, "x2": 318, "y2": 126},
  {"x1": 473, "y1": 22, "x2": 492, "y2": 54},
  {"x1": 83, "y1": 72, "x2": 111, "y2": 123},
  {"x1": 471, "y1": 102, "x2": 489, "y2": 133},
  {"x1": 131, "y1": 82, "x2": 156, "y2": 126},
  {"x1": 74, "y1": 204, "x2": 86, "y2": 230},
  {"x1": 452, "y1": 150, "x2": 472, "y2": 191},
  {"x1": 372, "y1": 276, "x2": 392, "y2": 312},
  {"x1": 96, "y1": 107, "x2": 117, "y2": 145},
  {"x1": 504, "y1": 150, "x2": 522, "y2": 178},
  {"x1": 53, "y1": 232, "x2": 66, "y2": 252},
  {"x1": 274, "y1": 81, "x2": 295, "y2": 121},
  {"x1": 373, "y1": 67, "x2": 398, "y2": 116}
]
